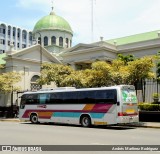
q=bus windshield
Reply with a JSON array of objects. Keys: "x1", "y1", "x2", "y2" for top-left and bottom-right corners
[{"x1": 121, "y1": 88, "x2": 137, "y2": 104}]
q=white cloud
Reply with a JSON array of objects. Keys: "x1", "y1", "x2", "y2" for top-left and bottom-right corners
[
  {"x1": 133, "y1": 1, "x2": 160, "y2": 27},
  {"x1": 15, "y1": 0, "x2": 160, "y2": 45}
]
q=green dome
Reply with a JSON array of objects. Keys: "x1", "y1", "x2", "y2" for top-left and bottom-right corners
[{"x1": 33, "y1": 12, "x2": 73, "y2": 34}]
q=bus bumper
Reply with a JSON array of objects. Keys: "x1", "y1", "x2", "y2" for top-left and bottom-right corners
[{"x1": 117, "y1": 115, "x2": 139, "y2": 124}]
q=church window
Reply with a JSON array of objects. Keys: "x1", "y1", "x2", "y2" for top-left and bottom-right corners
[
  {"x1": 31, "y1": 75, "x2": 41, "y2": 91},
  {"x1": 59, "y1": 37, "x2": 63, "y2": 47},
  {"x1": 51, "y1": 36, "x2": 56, "y2": 45},
  {"x1": 66, "y1": 38, "x2": 69, "y2": 48},
  {"x1": 38, "y1": 37, "x2": 41, "y2": 45},
  {"x1": 44, "y1": 36, "x2": 48, "y2": 46}
]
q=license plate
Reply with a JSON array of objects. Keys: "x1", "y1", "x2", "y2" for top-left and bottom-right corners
[{"x1": 126, "y1": 109, "x2": 135, "y2": 114}]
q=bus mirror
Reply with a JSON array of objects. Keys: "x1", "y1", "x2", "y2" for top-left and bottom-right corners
[{"x1": 117, "y1": 102, "x2": 120, "y2": 106}]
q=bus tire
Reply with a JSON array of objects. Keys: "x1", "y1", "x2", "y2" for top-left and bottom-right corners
[
  {"x1": 80, "y1": 115, "x2": 91, "y2": 127},
  {"x1": 30, "y1": 114, "x2": 39, "y2": 124}
]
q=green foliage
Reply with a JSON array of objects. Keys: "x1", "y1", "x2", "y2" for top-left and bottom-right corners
[
  {"x1": 0, "y1": 72, "x2": 21, "y2": 92},
  {"x1": 118, "y1": 54, "x2": 135, "y2": 64},
  {"x1": 38, "y1": 63, "x2": 74, "y2": 87},
  {"x1": 39, "y1": 55, "x2": 155, "y2": 88},
  {"x1": 138, "y1": 103, "x2": 160, "y2": 111},
  {"x1": 127, "y1": 56, "x2": 155, "y2": 84},
  {"x1": 156, "y1": 52, "x2": 160, "y2": 78},
  {"x1": 152, "y1": 93, "x2": 160, "y2": 99}
]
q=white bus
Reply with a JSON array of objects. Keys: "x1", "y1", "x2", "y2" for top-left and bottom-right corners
[{"x1": 19, "y1": 85, "x2": 139, "y2": 127}]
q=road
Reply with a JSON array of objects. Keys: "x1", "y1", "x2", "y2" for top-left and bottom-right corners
[{"x1": 0, "y1": 122, "x2": 159, "y2": 154}]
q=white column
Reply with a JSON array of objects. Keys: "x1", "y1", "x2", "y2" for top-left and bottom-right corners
[
  {"x1": 48, "y1": 36, "x2": 51, "y2": 46},
  {"x1": 63, "y1": 37, "x2": 65, "y2": 48},
  {"x1": 68, "y1": 39, "x2": 70, "y2": 48},
  {"x1": 20, "y1": 29, "x2": 22, "y2": 49},
  {"x1": 57, "y1": 37, "x2": 59, "y2": 46}
]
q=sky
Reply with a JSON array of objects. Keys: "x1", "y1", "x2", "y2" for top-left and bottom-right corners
[{"x1": 1, "y1": 0, "x2": 160, "y2": 45}]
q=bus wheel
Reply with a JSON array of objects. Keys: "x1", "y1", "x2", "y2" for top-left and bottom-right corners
[
  {"x1": 80, "y1": 115, "x2": 91, "y2": 127},
  {"x1": 30, "y1": 114, "x2": 39, "y2": 124}
]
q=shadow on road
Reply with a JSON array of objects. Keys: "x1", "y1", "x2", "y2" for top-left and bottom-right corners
[{"x1": 20, "y1": 122, "x2": 136, "y2": 130}]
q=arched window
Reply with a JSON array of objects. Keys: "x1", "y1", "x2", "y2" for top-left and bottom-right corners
[
  {"x1": 51, "y1": 36, "x2": 56, "y2": 45},
  {"x1": 66, "y1": 38, "x2": 69, "y2": 48},
  {"x1": 0, "y1": 24, "x2": 6, "y2": 35},
  {"x1": 70, "y1": 40, "x2": 72, "y2": 47},
  {"x1": 30, "y1": 75, "x2": 41, "y2": 91},
  {"x1": 59, "y1": 37, "x2": 63, "y2": 47},
  {"x1": 44, "y1": 36, "x2": 48, "y2": 46},
  {"x1": 38, "y1": 37, "x2": 41, "y2": 45}
]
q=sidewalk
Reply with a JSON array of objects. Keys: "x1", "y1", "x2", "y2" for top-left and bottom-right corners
[
  {"x1": 0, "y1": 118, "x2": 160, "y2": 129},
  {"x1": 118, "y1": 122, "x2": 160, "y2": 129}
]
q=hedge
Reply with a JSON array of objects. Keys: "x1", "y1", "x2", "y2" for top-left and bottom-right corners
[{"x1": 138, "y1": 104, "x2": 160, "y2": 111}]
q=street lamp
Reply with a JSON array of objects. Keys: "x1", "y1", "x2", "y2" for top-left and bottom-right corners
[{"x1": 36, "y1": 32, "x2": 42, "y2": 71}]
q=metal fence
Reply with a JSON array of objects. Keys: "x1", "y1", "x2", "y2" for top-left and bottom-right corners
[{"x1": 135, "y1": 79, "x2": 160, "y2": 103}]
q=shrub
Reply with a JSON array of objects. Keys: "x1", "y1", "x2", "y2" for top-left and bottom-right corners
[{"x1": 138, "y1": 103, "x2": 160, "y2": 111}]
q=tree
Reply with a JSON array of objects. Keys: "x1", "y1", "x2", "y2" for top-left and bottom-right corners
[
  {"x1": 127, "y1": 56, "x2": 155, "y2": 85},
  {"x1": 156, "y1": 51, "x2": 160, "y2": 79},
  {"x1": 61, "y1": 71, "x2": 84, "y2": 88},
  {"x1": 0, "y1": 72, "x2": 21, "y2": 93},
  {"x1": 118, "y1": 54, "x2": 135, "y2": 64},
  {"x1": 109, "y1": 59, "x2": 130, "y2": 85},
  {"x1": 39, "y1": 56, "x2": 155, "y2": 88},
  {"x1": 38, "y1": 63, "x2": 74, "y2": 87}
]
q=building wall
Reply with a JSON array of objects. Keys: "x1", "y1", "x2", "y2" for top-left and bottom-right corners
[{"x1": 0, "y1": 22, "x2": 33, "y2": 54}]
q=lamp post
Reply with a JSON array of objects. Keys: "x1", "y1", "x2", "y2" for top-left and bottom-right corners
[{"x1": 36, "y1": 32, "x2": 42, "y2": 71}]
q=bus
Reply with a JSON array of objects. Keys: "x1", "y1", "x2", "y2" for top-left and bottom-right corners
[{"x1": 19, "y1": 85, "x2": 139, "y2": 127}]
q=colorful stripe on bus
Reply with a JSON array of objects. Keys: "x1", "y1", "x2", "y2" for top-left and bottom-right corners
[{"x1": 22, "y1": 104, "x2": 113, "y2": 119}]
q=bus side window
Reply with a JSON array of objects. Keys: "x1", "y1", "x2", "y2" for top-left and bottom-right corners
[
  {"x1": 39, "y1": 93, "x2": 50, "y2": 104},
  {"x1": 20, "y1": 94, "x2": 26, "y2": 108},
  {"x1": 95, "y1": 90, "x2": 105, "y2": 103},
  {"x1": 63, "y1": 92, "x2": 78, "y2": 104},
  {"x1": 96, "y1": 90, "x2": 117, "y2": 104},
  {"x1": 50, "y1": 93, "x2": 63, "y2": 104},
  {"x1": 78, "y1": 91, "x2": 96, "y2": 104},
  {"x1": 26, "y1": 94, "x2": 39, "y2": 104}
]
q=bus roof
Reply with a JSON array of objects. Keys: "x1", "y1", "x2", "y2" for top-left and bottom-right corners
[{"x1": 22, "y1": 85, "x2": 135, "y2": 95}]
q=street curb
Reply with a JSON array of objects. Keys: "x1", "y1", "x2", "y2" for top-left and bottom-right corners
[
  {"x1": 0, "y1": 119, "x2": 25, "y2": 122},
  {"x1": 118, "y1": 122, "x2": 160, "y2": 129}
]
